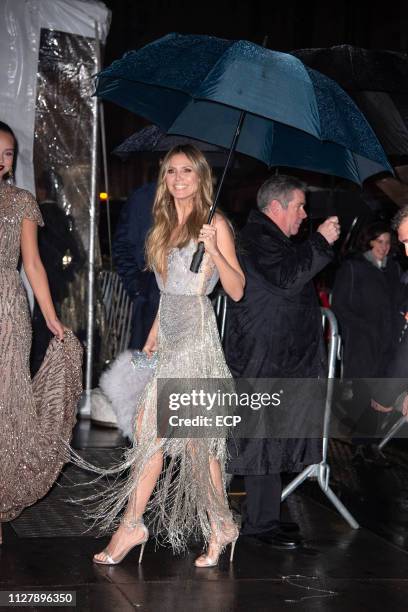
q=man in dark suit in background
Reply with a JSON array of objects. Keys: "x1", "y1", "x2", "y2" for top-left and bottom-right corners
[
  {"x1": 112, "y1": 182, "x2": 160, "y2": 350},
  {"x1": 226, "y1": 174, "x2": 340, "y2": 549},
  {"x1": 371, "y1": 206, "x2": 408, "y2": 414}
]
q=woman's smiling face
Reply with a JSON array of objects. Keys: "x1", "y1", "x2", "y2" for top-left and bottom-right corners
[
  {"x1": 370, "y1": 232, "x2": 391, "y2": 261},
  {"x1": 165, "y1": 152, "x2": 199, "y2": 204}
]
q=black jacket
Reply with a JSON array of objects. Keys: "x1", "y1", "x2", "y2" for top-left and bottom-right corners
[
  {"x1": 371, "y1": 331, "x2": 408, "y2": 407},
  {"x1": 332, "y1": 254, "x2": 405, "y2": 379},
  {"x1": 225, "y1": 209, "x2": 333, "y2": 474},
  {"x1": 112, "y1": 183, "x2": 160, "y2": 349}
]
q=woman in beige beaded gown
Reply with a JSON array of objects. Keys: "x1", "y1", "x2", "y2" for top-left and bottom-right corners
[
  {"x1": 86, "y1": 145, "x2": 245, "y2": 567},
  {"x1": 0, "y1": 122, "x2": 82, "y2": 542}
]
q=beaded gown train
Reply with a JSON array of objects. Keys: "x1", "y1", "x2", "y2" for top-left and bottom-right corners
[
  {"x1": 0, "y1": 182, "x2": 82, "y2": 522},
  {"x1": 85, "y1": 241, "x2": 235, "y2": 552}
]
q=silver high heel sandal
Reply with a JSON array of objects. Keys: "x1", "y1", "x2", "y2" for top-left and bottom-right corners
[
  {"x1": 194, "y1": 525, "x2": 239, "y2": 568},
  {"x1": 93, "y1": 518, "x2": 148, "y2": 565}
]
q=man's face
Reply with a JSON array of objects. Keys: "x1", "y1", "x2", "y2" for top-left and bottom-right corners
[
  {"x1": 398, "y1": 218, "x2": 408, "y2": 256},
  {"x1": 278, "y1": 189, "x2": 307, "y2": 237}
]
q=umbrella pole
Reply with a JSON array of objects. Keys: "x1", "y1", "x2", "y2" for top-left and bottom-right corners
[{"x1": 190, "y1": 110, "x2": 246, "y2": 273}]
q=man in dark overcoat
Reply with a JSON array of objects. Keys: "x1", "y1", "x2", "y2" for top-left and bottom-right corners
[
  {"x1": 225, "y1": 174, "x2": 340, "y2": 548},
  {"x1": 112, "y1": 182, "x2": 160, "y2": 349},
  {"x1": 371, "y1": 207, "x2": 408, "y2": 413}
]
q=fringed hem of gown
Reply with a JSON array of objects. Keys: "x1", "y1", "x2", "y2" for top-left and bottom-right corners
[{"x1": 0, "y1": 331, "x2": 83, "y2": 522}]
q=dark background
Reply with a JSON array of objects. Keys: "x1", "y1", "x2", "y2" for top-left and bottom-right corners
[
  {"x1": 98, "y1": 0, "x2": 408, "y2": 242},
  {"x1": 102, "y1": 0, "x2": 408, "y2": 167}
]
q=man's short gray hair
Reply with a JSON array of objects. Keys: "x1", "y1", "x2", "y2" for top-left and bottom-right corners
[
  {"x1": 392, "y1": 206, "x2": 408, "y2": 231},
  {"x1": 257, "y1": 174, "x2": 307, "y2": 211}
]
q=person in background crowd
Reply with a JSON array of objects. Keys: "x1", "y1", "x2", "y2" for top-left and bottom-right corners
[
  {"x1": 332, "y1": 221, "x2": 407, "y2": 463},
  {"x1": 112, "y1": 181, "x2": 160, "y2": 350},
  {"x1": 371, "y1": 208, "x2": 408, "y2": 417},
  {"x1": 333, "y1": 221, "x2": 405, "y2": 381}
]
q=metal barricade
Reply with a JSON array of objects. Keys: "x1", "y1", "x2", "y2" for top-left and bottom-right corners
[{"x1": 280, "y1": 307, "x2": 359, "y2": 529}]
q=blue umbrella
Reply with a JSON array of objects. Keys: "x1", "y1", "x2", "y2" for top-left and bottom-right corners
[{"x1": 96, "y1": 33, "x2": 392, "y2": 269}]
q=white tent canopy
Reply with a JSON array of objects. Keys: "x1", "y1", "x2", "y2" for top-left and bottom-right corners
[
  {"x1": 0, "y1": 0, "x2": 110, "y2": 191},
  {"x1": 0, "y1": 0, "x2": 111, "y2": 414}
]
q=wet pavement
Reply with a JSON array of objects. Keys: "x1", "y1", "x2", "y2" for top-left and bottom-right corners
[{"x1": 1, "y1": 419, "x2": 407, "y2": 611}]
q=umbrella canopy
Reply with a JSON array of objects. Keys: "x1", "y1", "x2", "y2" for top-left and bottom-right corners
[
  {"x1": 353, "y1": 91, "x2": 408, "y2": 157},
  {"x1": 96, "y1": 33, "x2": 391, "y2": 186},
  {"x1": 291, "y1": 45, "x2": 408, "y2": 94},
  {"x1": 293, "y1": 46, "x2": 408, "y2": 158},
  {"x1": 112, "y1": 124, "x2": 233, "y2": 167},
  {"x1": 113, "y1": 124, "x2": 222, "y2": 158}
]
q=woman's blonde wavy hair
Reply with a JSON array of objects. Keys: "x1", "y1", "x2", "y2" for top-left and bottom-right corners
[{"x1": 145, "y1": 144, "x2": 213, "y2": 273}]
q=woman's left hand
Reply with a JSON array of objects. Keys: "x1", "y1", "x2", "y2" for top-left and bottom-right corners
[
  {"x1": 199, "y1": 224, "x2": 219, "y2": 258},
  {"x1": 46, "y1": 317, "x2": 66, "y2": 341}
]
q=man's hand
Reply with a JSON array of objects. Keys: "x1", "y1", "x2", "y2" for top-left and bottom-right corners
[
  {"x1": 402, "y1": 395, "x2": 408, "y2": 417},
  {"x1": 317, "y1": 216, "x2": 341, "y2": 245},
  {"x1": 371, "y1": 399, "x2": 393, "y2": 413}
]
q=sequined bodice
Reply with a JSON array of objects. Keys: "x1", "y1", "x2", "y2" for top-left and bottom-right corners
[
  {"x1": 154, "y1": 240, "x2": 219, "y2": 296},
  {"x1": 0, "y1": 182, "x2": 43, "y2": 271}
]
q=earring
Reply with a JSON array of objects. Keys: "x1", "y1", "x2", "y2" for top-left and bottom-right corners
[{"x1": 7, "y1": 169, "x2": 14, "y2": 185}]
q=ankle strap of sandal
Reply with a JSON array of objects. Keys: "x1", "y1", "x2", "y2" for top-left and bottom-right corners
[{"x1": 122, "y1": 517, "x2": 144, "y2": 529}]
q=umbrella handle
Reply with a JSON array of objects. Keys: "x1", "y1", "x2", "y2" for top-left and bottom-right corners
[{"x1": 190, "y1": 241, "x2": 205, "y2": 273}]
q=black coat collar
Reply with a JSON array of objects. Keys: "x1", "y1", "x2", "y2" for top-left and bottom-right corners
[{"x1": 245, "y1": 209, "x2": 290, "y2": 242}]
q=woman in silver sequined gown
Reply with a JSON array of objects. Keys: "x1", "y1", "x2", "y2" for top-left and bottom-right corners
[
  {"x1": 92, "y1": 145, "x2": 245, "y2": 567},
  {"x1": 0, "y1": 123, "x2": 82, "y2": 541}
]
